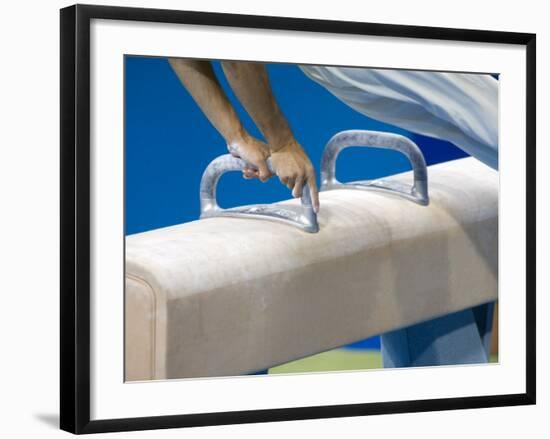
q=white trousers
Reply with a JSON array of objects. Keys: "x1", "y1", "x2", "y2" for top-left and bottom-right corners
[{"x1": 299, "y1": 66, "x2": 498, "y2": 170}]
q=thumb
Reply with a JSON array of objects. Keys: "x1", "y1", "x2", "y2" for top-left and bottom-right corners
[{"x1": 256, "y1": 158, "x2": 272, "y2": 183}]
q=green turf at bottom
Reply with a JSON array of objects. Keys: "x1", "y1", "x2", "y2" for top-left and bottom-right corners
[
  {"x1": 269, "y1": 349, "x2": 383, "y2": 374},
  {"x1": 268, "y1": 349, "x2": 499, "y2": 374}
]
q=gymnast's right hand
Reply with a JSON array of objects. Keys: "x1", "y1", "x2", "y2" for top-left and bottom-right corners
[{"x1": 227, "y1": 133, "x2": 273, "y2": 183}]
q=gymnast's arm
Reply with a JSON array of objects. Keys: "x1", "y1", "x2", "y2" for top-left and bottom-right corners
[
  {"x1": 221, "y1": 61, "x2": 319, "y2": 212},
  {"x1": 168, "y1": 58, "x2": 272, "y2": 181}
]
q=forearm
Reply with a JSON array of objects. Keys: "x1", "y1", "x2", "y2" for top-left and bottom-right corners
[
  {"x1": 221, "y1": 61, "x2": 294, "y2": 151},
  {"x1": 168, "y1": 58, "x2": 245, "y2": 145}
]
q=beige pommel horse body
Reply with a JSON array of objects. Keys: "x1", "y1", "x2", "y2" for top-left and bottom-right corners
[{"x1": 125, "y1": 132, "x2": 497, "y2": 381}]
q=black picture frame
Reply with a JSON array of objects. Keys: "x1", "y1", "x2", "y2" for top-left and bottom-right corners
[{"x1": 60, "y1": 4, "x2": 536, "y2": 434}]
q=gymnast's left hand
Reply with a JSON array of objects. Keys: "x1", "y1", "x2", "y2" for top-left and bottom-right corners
[{"x1": 269, "y1": 139, "x2": 320, "y2": 213}]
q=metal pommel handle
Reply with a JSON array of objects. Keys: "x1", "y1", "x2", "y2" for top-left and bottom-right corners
[
  {"x1": 200, "y1": 154, "x2": 319, "y2": 233},
  {"x1": 320, "y1": 130, "x2": 429, "y2": 205}
]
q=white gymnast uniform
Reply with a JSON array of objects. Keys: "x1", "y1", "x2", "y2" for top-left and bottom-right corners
[{"x1": 299, "y1": 66, "x2": 498, "y2": 170}]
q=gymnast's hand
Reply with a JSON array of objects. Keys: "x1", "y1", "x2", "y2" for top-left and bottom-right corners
[
  {"x1": 269, "y1": 139, "x2": 319, "y2": 213},
  {"x1": 167, "y1": 59, "x2": 274, "y2": 184},
  {"x1": 227, "y1": 133, "x2": 273, "y2": 183},
  {"x1": 231, "y1": 133, "x2": 320, "y2": 213},
  {"x1": 168, "y1": 58, "x2": 319, "y2": 212}
]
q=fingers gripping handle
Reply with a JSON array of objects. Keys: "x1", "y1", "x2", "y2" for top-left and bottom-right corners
[
  {"x1": 200, "y1": 154, "x2": 314, "y2": 213},
  {"x1": 320, "y1": 130, "x2": 429, "y2": 205},
  {"x1": 200, "y1": 154, "x2": 318, "y2": 233}
]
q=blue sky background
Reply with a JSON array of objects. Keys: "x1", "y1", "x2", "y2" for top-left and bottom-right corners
[{"x1": 125, "y1": 57, "x2": 476, "y2": 351}]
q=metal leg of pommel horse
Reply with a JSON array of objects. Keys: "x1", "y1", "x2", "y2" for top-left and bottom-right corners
[{"x1": 380, "y1": 301, "x2": 496, "y2": 368}]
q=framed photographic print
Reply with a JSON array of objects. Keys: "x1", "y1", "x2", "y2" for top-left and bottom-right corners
[{"x1": 60, "y1": 4, "x2": 536, "y2": 434}]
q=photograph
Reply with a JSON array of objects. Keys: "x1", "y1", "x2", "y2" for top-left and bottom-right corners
[
  {"x1": 124, "y1": 56, "x2": 499, "y2": 381},
  {"x1": 59, "y1": 4, "x2": 535, "y2": 433},
  {"x1": 0, "y1": 0, "x2": 544, "y2": 436}
]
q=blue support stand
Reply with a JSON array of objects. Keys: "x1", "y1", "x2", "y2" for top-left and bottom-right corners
[
  {"x1": 248, "y1": 369, "x2": 269, "y2": 375},
  {"x1": 381, "y1": 301, "x2": 495, "y2": 368}
]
